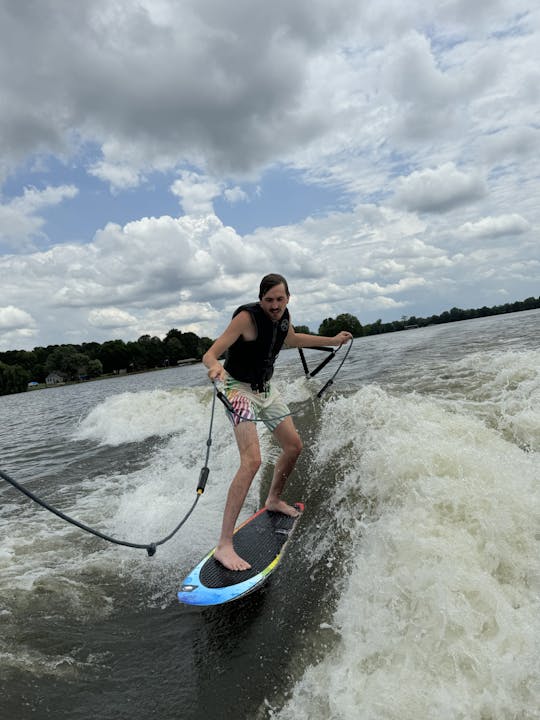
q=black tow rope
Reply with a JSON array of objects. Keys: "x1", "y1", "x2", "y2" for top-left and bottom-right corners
[
  {"x1": 0, "y1": 385, "x2": 219, "y2": 557},
  {"x1": 299, "y1": 338, "x2": 354, "y2": 397}
]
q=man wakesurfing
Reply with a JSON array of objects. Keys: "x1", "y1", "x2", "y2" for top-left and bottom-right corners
[{"x1": 202, "y1": 273, "x2": 352, "y2": 571}]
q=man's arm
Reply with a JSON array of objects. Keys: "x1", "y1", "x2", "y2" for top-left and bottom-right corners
[
  {"x1": 202, "y1": 311, "x2": 252, "y2": 381},
  {"x1": 285, "y1": 324, "x2": 353, "y2": 348}
]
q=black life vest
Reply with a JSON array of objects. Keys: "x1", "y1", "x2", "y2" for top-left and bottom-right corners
[{"x1": 224, "y1": 303, "x2": 290, "y2": 391}]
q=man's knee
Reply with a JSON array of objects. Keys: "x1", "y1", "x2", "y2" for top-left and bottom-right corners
[
  {"x1": 241, "y1": 450, "x2": 262, "y2": 477},
  {"x1": 273, "y1": 419, "x2": 302, "y2": 459},
  {"x1": 287, "y1": 434, "x2": 303, "y2": 459}
]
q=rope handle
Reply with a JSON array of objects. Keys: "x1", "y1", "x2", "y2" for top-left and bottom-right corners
[{"x1": 299, "y1": 338, "x2": 353, "y2": 397}]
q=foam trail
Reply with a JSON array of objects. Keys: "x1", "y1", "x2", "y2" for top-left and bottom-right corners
[
  {"x1": 273, "y1": 386, "x2": 539, "y2": 720},
  {"x1": 73, "y1": 388, "x2": 202, "y2": 445},
  {"x1": 440, "y1": 349, "x2": 540, "y2": 452}
]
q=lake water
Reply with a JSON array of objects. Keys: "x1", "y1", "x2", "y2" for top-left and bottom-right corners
[{"x1": 1, "y1": 310, "x2": 539, "y2": 720}]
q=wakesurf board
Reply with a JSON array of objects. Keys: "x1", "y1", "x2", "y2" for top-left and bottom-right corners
[{"x1": 178, "y1": 503, "x2": 304, "y2": 606}]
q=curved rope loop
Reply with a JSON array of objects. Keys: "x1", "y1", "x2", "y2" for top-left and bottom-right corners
[{"x1": 0, "y1": 384, "x2": 220, "y2": 556}]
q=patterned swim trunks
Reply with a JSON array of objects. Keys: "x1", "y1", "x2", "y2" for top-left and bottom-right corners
[{"x1": 223, "y1": 376, "x2": 291, "y2": 432}]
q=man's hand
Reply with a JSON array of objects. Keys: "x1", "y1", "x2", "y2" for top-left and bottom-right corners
[
  {"x1": 333, "y1": 331, "x2": 353, "y2": 346},
  {"x1": 208, "y1": 362, "x2": 226, "y2": 382}
]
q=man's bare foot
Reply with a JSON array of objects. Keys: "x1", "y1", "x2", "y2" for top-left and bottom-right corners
[
  {"x1": 214, "y1": 544, "x2": 251, "y2": 571},
  {"x1": 265, "y1": 499, "x2": 301, "y2": 517}
]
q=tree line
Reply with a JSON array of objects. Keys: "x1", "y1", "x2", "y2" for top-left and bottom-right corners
[
  {"x1": 1, "y1": 295, "x2": 538, "y2": 396},
  {"x1": 0, "y1": 329, "x2": 213, "y2": 395},
  {"x1": 302, "y1": 295, "x2": 540, "y2": 338}
]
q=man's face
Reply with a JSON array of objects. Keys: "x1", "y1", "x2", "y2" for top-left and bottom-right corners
[{"x1": 260, "y1": 283, "x2": 289, "y2": 321}]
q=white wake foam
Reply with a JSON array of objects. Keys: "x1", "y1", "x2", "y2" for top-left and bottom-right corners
[{"x1": 273, "y1": 385, "x2": 539, "y2": 719}]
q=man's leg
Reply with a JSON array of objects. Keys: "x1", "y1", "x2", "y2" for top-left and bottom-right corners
[
  {"x1": 265, "y1": 416, "x2": 303, "y2": 516},
  {"x1": 214, "y1": 421, "x2": 261, "y2": 571}
]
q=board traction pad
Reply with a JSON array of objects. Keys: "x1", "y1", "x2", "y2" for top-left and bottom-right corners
[{"x1": 200, "y1": 508, "x2": 298, "y2": 588}]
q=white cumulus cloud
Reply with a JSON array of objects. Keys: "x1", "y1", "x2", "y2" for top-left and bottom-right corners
[
  {"x1": 457, "y1": 214, "x2": 531, "y2": 240},
  {"x1": 0, "y1": 305, "x2": 35, "y2": 330},
  {"x1": 88, "y1": 308, "x2": 138, "y2": 328},
  {"x1": 393, "y1": 163, "x2": 486, "y2": 213}
]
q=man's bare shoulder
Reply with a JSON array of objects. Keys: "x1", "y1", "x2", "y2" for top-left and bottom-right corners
[
  {"x1": 233, "y1": 309, "x2": 257, "y2": 341},
  {"x1": 215, "y1": 309, "x2": 256, "y2": 345}
]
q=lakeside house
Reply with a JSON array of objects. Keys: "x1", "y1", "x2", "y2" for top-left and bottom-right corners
[{"x1": 45, "y1": 372, "x2": 67, "y2": 385}]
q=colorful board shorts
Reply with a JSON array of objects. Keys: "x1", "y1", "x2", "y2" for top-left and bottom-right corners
[{"x1": 223, "y1": 376, "x2": 291, "y2": 432}]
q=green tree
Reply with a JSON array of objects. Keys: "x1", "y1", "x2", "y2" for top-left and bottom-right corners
[
  {"x1": 98, "y1": 340, "x2": 131, "y2": 374},
  {"x1": 319, "y1": 313, "x2": 363, "y2": 337},
  {"x1": 164, "y1": 336, "x2": 186, "y2": 364},
  {"x1": 0, "y1": 361, "x2": 30, "y2": 395},
  {"x1": 449, "y1": 307, "x2": 465, "y2": 321},
  {"x1": 28, "y1": 346, "x2": 49, "y2": 382},
  {"x1": 87, "y1": 358, "x2": 103, "y2": 378},
  {"x1": 363, "y1": 319, "x2": 383, "y2": 335},
  {"x1": 126, "y1": 340, "x2": 146, "y2": 371},
  {"x1": 437, "y1": 311, "x2": 449, "y2": 323},
  {"x1": 164, "y1": 329, "x2": 184, "y2": 343},
  {"x1": 45, "y1": 346, "x2": 91, "y2": 380},
  {"x1": 293, "y1": 325, "x2": 311, "y2": 334},
  {"x1": 81, "y1": 342, "x2": 102, "y2": 360},
  {"x1": 522, "y1": 296, "x2": 537, "y2": 310},
  {"x1": 180, "y1": 331, "x2": 201, "y2": 358},
  {"x1": 135, "y1": 336, "x2": 166, "y2": 368}
]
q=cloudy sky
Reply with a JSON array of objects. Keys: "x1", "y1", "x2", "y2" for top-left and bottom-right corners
[{"x1": 1, "y1": 0, "x2": 538, "y2": 351}]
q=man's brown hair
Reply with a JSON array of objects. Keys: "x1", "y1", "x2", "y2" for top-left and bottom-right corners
[{"x1": 259, "y1": 273, "x2": 290, "y2": 299}]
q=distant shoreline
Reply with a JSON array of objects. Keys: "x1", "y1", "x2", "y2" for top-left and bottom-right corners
[{"x1": 28, "y1": 360, "x2": 200, "y2": 392}]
